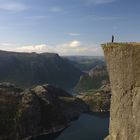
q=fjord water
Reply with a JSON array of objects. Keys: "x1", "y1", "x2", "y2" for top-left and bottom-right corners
[{"x1": 33, "y1": 113, "x2": 109, "y2": 140}]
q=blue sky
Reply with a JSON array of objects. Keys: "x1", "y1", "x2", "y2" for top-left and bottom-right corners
[{"x1": 0, "y1": 0, "x2": 139, "y2": 55}]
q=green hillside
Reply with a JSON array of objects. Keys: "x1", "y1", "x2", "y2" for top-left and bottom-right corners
[{"x1": 75, "y1": 66, "x2": 109, "y2": 93}]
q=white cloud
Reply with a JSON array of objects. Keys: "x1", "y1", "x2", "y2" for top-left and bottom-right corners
[
  {"x1": 16, "y1": 44, "x2": 48, "y2": 52},
  {"x1": 54, "y1": 40, "x2": 103, "y2": 55},
  {"x1": 0, "y1": 43, "x2": 19, "y2": 52},
  {"x1": 0, "y1": 43, "x2": 48, "y2": 53},
  {"x1": 55, "y1": 40, "x2": 81, "y2": 49},
  {"x1": 0, "y1": 41, "x2": 103, "y2": 56},
  {"x1": 0, "y1": 2, "x2": 27, "y2": 11},
  {"x1": 0, "y1": 43, "x2": 18, "y2": 46},
  {"x1": 69, "y1": 40, "x2": 81, "y2": 48}
]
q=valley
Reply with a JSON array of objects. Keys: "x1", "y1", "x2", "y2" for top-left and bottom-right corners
[{"x1": 0, "y1": 51, "x2": 110, "y2": 140}]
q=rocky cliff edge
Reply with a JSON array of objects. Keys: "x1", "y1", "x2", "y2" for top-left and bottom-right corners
[
  {"x1": 0, "y1": 83, "x2": 88, "y2": 140},
  {"x1": 102, "y1": 43, "x2": 140, "y2": 140}
]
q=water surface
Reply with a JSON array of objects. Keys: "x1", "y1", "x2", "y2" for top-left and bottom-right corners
[{"x1": 33, "y1": 113, "x2": 109, "y2": 140}]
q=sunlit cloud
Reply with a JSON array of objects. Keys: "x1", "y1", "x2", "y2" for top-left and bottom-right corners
[
  {"x1": 68, "y1": 40, "x2": 81, "y2": 48},
  {"x1": 0, "y1": 43, "x2": 19, "y2": 46},
  {"x1": 0, "y1": 43, "x2": 19, "y2": 52},
  {"x1": 54, "y1": 40, "x2": 102, "y2": 55},
  {"x1": 0, "y1": 41, "x2": 103, "y2": 56},
  {"x1": 16, "y1": 44, "x2": 48, "y2": 52}
]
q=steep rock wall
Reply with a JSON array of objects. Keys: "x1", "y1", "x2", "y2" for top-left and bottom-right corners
[{"x1": 102, "y1": 43, "x2": 140, "y2": 140}]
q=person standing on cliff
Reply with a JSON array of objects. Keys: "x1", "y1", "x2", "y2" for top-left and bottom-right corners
[{"x1": 112, "y1": 35, "x2": 114, "y2": 43}]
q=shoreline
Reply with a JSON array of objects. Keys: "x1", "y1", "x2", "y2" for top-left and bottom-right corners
[{"x1": 28, "y1": 112, "x2": 109, "y2": 140}]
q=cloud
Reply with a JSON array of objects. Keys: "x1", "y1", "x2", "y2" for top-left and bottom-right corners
[
  {"x1": 16, "y1": 44, "x2": 48, "y2": 52},
  {"x1": 0, "y1": 2, "x2": 27, "y2": 11},
  {"x1": 0, "y1": 43, "x2": 20, "y2": 52},
  {"x1": 0, "y1": 43, "x2": 18, "y2": 46},
  {"x1": 68, "y1": 40, "x2": 81, "y2": 48},
  {"x1": 54, "y1": 40, "x2": 103, "y2": 55},
  {"x1": 85, "y1": 0, "x2": 116, "y2": 5},
  {"x1": 55, "y1": 41, "x2": 81, "y2": 49},
  {"x1": 0, "y1": 43, "x2": 48, "y2": 53},
  {"x1": 0, "y1": 41, "x2": 103, "y2": 56},
  {"x1": 68, "y1": 33, "x2": 80, "y2": 36}
]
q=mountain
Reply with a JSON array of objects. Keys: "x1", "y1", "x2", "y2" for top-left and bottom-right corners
[
  {"x1": 64, "y1": 56, "x2": 105, "y2": 71},
  {"x1": 0, "y1": 82, "x2": 88, "y2": 140},
  {"x1": 77, "y1": 83, "x2": 111, "y2": 112},
  {"x1": 0, "y1": 50, "x2": 82, "y2": 89},
  {"x1": 75, "y1": 66, "x2": 109, "y2": 93},
  {"x1": 74, "y1": 65, "x2": 111, "y2": 112}
]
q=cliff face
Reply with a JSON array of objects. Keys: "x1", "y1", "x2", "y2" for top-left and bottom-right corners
[
  {"x1": 0, "y1": 83, "x2": 88, "y2": 140},
  {"x1": 102, "y1": 43, "x2": 140, "y2": 140},
  {"x1": 0, "y1": 83, "x2": 22, "y2": 139}
]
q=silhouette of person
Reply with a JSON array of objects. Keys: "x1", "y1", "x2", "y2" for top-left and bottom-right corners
[{"x1": 112, "y1": 35, "x2": 114, "y2": 43}]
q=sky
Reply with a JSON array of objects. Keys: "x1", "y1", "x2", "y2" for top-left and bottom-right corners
[{"x1": 0, "y1": 0, "x2": 139, "y2": 56}]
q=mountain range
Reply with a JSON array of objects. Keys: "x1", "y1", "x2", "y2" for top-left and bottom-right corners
[
  {"x1": 0, "y1": 50, "x2": 82, "y2": 89},
  {"x1": 64, "y1": 56, "x2": 105, "y2": 71},
  {"x1": 75, "y1": 65, "x2": 109, "y2": 93}
]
